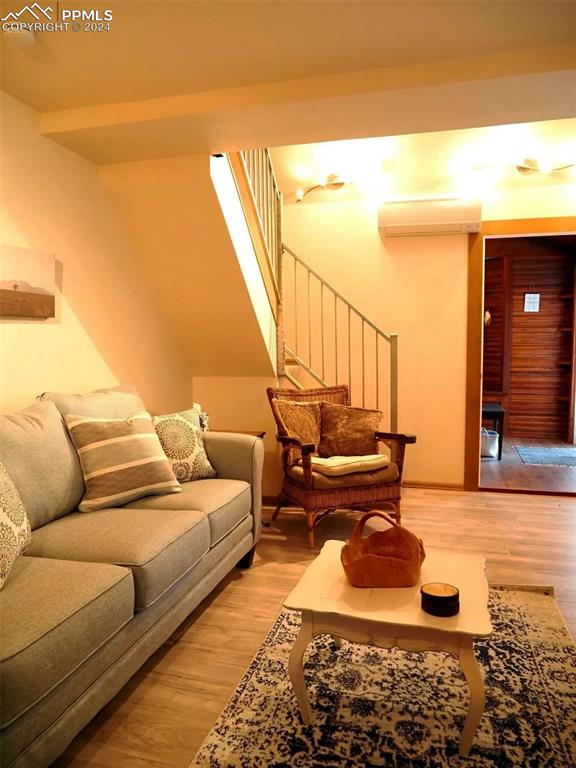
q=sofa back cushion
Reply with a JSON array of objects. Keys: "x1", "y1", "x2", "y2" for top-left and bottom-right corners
[
  {"x1": 0, "y1": 401, "x2": 85, "y2": 529},
  {"x1": 39, "y1": 387, "x2": 146, "y2": 419}
]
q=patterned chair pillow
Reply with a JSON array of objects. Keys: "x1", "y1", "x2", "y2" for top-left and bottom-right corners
[
  {"x1": 0, "y1": 462, "x2": 31, "y2": 589},
  {"x1": 65, "y1": 411, "x2": 181, "y2": 511},
  {"x1": 270, "y1": 399, "x2": 322, "y2": 447},
  {"x1": 319, "y1": 402, "x2": 382, "y2": 457},
  {"x1": 153, "y1": 410, "x2": 216, "y2": 483}
]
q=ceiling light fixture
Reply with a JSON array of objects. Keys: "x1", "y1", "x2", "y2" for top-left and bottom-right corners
[
  {"x1": 295, "y1": 174, "x2": 346, "y2": 203},
  {"x1": 2, "y1": 27, "x2": 36, "y2": 48},
  {"x1": 515, "y1": 157, "x2": 575, "y2": 175}
]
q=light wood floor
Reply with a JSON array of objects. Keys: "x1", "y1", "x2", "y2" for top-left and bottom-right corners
[
  {"x1": 55, "y1": 489, "x2": 576, "y2": 768},
  {"x1": 480, "y1": 436, "x2": 576, "y2": 493}
]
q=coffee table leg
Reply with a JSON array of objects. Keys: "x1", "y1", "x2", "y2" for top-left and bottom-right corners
[
  {"x1": 458, "y1": 638, "x2": 485, "y2": 757},
  {"x1": 288, "y1": 613, "x2": 314, "y2": 724}
]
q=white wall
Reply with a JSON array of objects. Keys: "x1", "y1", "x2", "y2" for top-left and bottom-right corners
[
  {"x1": 0, "y1": 92, "x2": 190, "y2": 414},
  {"x1": 483, "y1": 183, "x2": 576, "y2": 221}
]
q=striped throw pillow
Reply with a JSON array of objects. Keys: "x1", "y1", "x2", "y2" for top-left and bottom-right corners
[{"x1": 65, "y1": 411, "x2": 181, "y2": 512}]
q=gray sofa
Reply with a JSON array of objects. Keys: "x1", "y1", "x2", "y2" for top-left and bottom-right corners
[{"x1": 0, "y1": 390, "x2": 264, "y2": 768}]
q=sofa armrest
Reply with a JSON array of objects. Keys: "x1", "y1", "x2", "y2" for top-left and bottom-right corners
[{"x1": 202, "y1": 432, "x2": 264, "y2": 541}]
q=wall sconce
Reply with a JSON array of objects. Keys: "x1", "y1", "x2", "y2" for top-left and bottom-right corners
[
  {"x1": 515, "y1": 157, "x2": 574, "y2": 175},
  {"x1": 484, "y1": 310, "x2": 492, "y2": 327},
  {"x1": 296, "y1": 174, "x2": 346, "y2": 203}
]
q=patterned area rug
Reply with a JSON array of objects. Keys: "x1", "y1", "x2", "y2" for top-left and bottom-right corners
[
  {"x1": 192, "y1": 587, "x2": 575, "y2": 768},
  {"x1": 515, "y1": 445, "x2": 576, "y2": 466}
]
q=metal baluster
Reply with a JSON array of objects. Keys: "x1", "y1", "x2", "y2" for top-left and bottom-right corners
[
  {"x1": 294, "y1": 257, "x2": 298, "y2": 356},
  {"x1": 264, "y1": 150, "x2": 268, "y2": 243},
  {"x1": 390, "y1": 333, "x2": 398, "y2": 432},
  {"x1": 264, "y1": 156, "x2": 269, "y2": 246},
  {"x1": 361, "y1": 320, "x2": 365, "y2": 407},
  {"x1": 348, "y1": 305, "x2": 352, "y2": 397},
  {"x1": 259, "y1": 150, "x2": 264, "y2": 228},
  {"x1": 321, "y1": 283, "x2": 325, "y2": 381},
  {"x1": 375, "y1": 331, "x2": 379, "y2": 410},
  {"x1": 274, "y1": 194, "x2": 278, "y2": 275},
  {"x1": 334, "y1": 294, "x2": 338, "y2": 384},
  {"x1": 268, "y1": 170, "x2": 273, "y2": 257},
  {"x1": 254, "y1": 151, "x2": 259, "y2": 216},
  {"x1": 308, "y1": 270, "x2": 312, "y2": 366},
  {"x1": 256, "y1": 150, "x2": 261, "y2": 220}
]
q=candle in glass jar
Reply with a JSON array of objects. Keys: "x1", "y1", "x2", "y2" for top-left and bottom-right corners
[{"x1": 420, "y1": 582, "x2": 460, "y2": 616}]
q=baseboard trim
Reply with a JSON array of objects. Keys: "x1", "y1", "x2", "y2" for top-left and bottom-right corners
[
  {"x1": 403, "y1": 481, "x2": 465, "y2": 491},
  {"x1": 478, "y1": 485, "x2": 576, "y2": 497}
]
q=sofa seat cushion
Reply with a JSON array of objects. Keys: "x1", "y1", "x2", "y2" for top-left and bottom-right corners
[
  {"x1": 26, "y1": 508, "x2": 209, "y2": 610},
  {"x1": 287, "y1": 462, "x2": 399, "y2": 489},
  {"x1": 0, "y1": 556, "x2": 133, "y2": 727},
  {"x1": 126, "y1": 479, "x2": 251, "y2": 547}
]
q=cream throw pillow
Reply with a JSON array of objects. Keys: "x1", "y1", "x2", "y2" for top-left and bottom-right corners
[
  {"x1": 0, "y1": 462, "x2": 31, "y2": 589},
  {"x1": 65, "y1": 411, "x2": 181, "y2": 511}
]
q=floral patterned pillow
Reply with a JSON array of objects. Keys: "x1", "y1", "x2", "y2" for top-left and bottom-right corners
[
  {"x1": 153, "y1": 409, "x2": 216, "y2": 483},
  {"x1": 0, "y1": 462, "x2": 31, "y2": 589}
]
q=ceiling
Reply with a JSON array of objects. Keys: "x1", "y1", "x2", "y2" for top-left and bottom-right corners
[
  {"x1": 269, "y1": 119, "x2": 576, "y2": 204},
  {"x1": 1, "y1": 0, "x2": 575, "y2": 112}
]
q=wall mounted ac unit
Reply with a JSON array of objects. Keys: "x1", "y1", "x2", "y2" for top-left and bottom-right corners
[{"x1": 378, "y1": 198, "x2": 482, "y2": 237}]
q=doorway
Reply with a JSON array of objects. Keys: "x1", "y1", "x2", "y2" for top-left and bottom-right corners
[{"x1": 480, "y1": 234, "x2": 576, "y2": 492}]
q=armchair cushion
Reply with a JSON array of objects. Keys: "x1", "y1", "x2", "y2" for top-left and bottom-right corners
[
  {"x1": 318, "y1": 402, "x2": 382, "y2": 457},
  {"x1": 288, "y1": 462, "x2": 399, "y2": 489},
  {"x1": 309, "y1": 454, "x2": 390, "y2": 477},
  {"x1": 271, "y1": 399, "x2": 321, "y2": 447}
]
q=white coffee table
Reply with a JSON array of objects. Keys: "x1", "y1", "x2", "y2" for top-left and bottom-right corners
[{"x1": 284, "y1": 540, "x2": 493, "y2": 757}]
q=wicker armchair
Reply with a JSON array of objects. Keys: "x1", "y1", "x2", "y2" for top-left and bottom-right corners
[{"x1": 266, "y1": 385, "x2": 416, "y2": 547}]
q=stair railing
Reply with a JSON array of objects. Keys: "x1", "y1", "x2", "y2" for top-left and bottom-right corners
[
  {"x1": 282, "y1": 244, "x2": 398, "y2": 431},
  {"x1": 239, "y1": 149, "x2": 282, "y2": 280},
  {"x1": 236, "y1": 148, "x2": 284, "y2": 372}
]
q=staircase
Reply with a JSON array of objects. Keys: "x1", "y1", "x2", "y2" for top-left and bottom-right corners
[{"x1": 227, "y1": 148, "x2": 398, "y2": 431}]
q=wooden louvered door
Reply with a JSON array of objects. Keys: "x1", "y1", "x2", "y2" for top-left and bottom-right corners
[{"x1": 483, "y1": 236, "x2": 576, "y2": 443}]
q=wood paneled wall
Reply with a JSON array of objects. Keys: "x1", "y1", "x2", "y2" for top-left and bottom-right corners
[
  {"x1": 483, "y1": 257, "x2": 508, "y2": 393},
  {"x1": 483, "y1": 236, "x2": 575, "y2": 441}
]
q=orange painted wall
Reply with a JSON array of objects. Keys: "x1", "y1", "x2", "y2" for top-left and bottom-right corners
[
  {"x1": 283, "y1": 201, "x2": 470, "y2": 486},
  {"x1": 0, "y1": 92, "x2": 190, "y2": 414}
]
